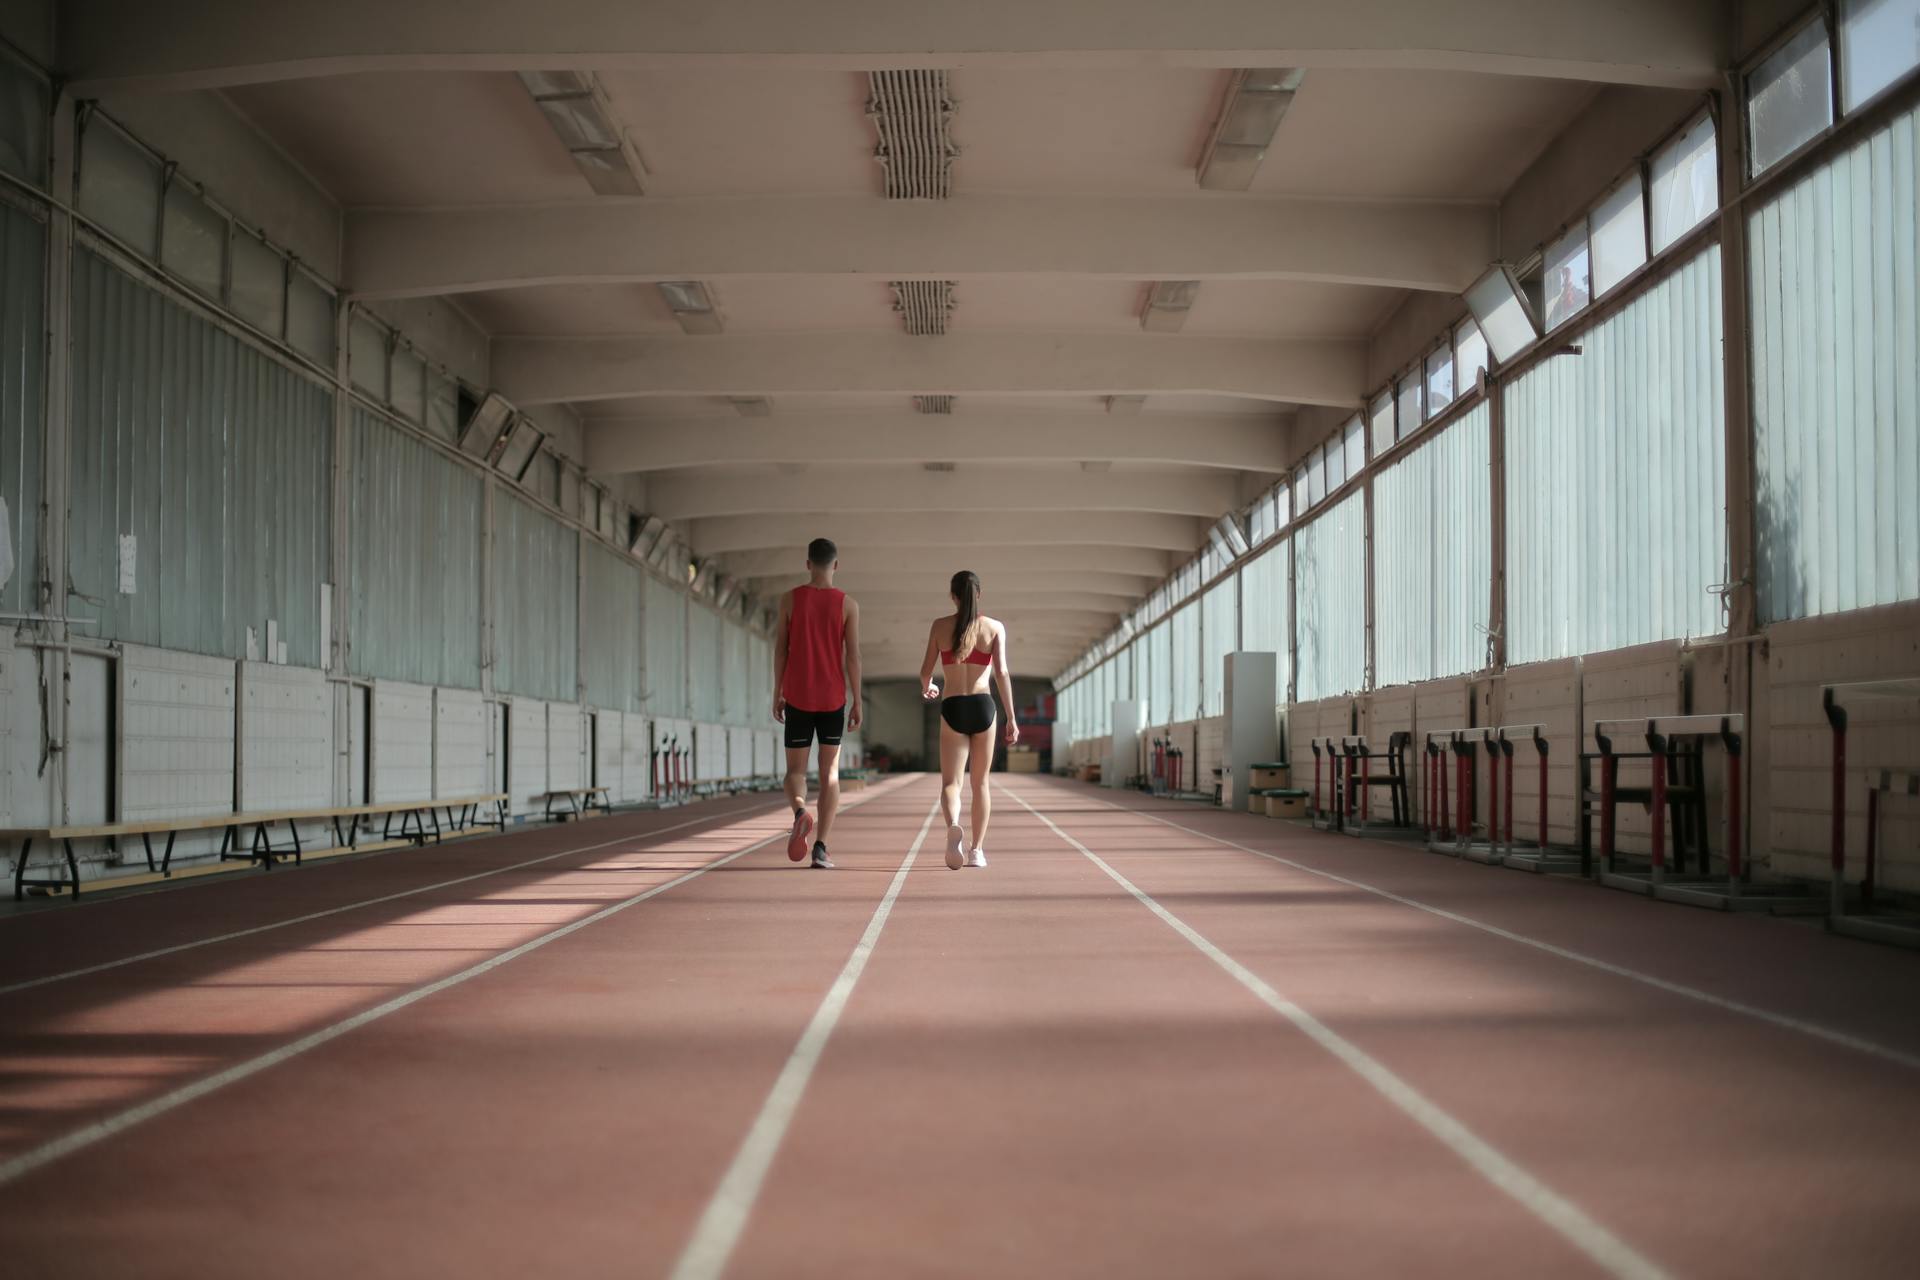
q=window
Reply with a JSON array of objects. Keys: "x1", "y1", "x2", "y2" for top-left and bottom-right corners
[
  {"x1": 390, "y1": 346, "x2": 426, "y2": 422},
  {"x1": 349, "y1": 314, "x2": 390, "y2": 399},
  {"x1": 79, "y1": 119, "x2": 161, "y2": 256},
  {"x1": 1171, "y1": 603, "x2": 1202, "y2": 722},
  {"x1": 1395, "y1": 372, "x2": 1422, "y2": 438},
  {"x1": 1465, "y1": 266, "x2": 1539, "y2": 363},
  {"x1": 0, "y1": 53, "x2": 50, "y2": 187},
  {"x1": 160, "y1": 181, "x2": 227, "y2": 299},
  {"x1": 1650, "y1": 116, "x2": 1719, "y2": 251},
  {"x1": 1749, "y1": 21, "x2": 1834, "y2": 174},
  {"x1": 1307, "y1": 444, "x2": 1326, "y2": 506},
  {"x1": 1455, "y1": 320, "x2": 1489, "y2": 387},
  {"x1": 287, "y1": 269, "x2": 335, "y2": 365},
  {"x1": 1324, "y1": 432, "x2": 1346, "y2": 492},
  {"x1": 1368, "y1": 391, "x2": 1394, "y2": 458},
  {"x1": 1542, "y1": 223, "x2": 1592, "y2": 329},
  {"x1": 1590, "y1": 173, "x2": 1648, "y2": 296},
  {"x1": 1342, "y1": 414, "x2": 1364, "y2": 478},
  {"x1": 1842, "y1": 0, "x2": 1920, "y2": 109},
  {"x1": 1293, "y1": 463, "x2": 1309, "y2": 515},
  {"x1": 228, "y1": 230, "x2": 286, "y2": 338},
  {"x1": 1424, "y1": 345, "x2": 1454, "y2": 418},
  {"x1": 1201, "y1": 578, "x2": 1237, "y2": 715},
  {"x1": 1250, "y1": 492, "x2": 1275, "y2": 543}
]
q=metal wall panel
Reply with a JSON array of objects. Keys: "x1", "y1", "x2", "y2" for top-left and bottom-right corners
[
  {"x1": 1503, "y1": 245, "x2": 1727, "y2": 665},
  {"x1": 1293, "y1": 490, "x2": 1367, "y2": 700},
  {"x1": 1374, "y1": 401, "x2": 1493, "y2": 686},
  {"x1": 1750, "y1": 102, "x2": 1920, "y2": 621},
  {"x1": 70, "y1": 249, "x2": 331, "y2": 663},
  {"x1": 641, "y1": 572, "x2": 688, "y2": 718},
  {"x1": 348, "y1": 407, "x2": 483, "y2": 686},
  {"x1": 688, "y1": 601, "x2": 724, "y2": 721},
  {"x1": 491, "y1": 490, "x2": 578, "y2": 702},
  {"x1": 0, "y1": 201, "x2": 45, "y2": 616},
  {"x1": 581, "y1": 542, "x2": 643, "y2": 711}
]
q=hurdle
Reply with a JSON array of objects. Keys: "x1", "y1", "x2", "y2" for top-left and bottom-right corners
[
  {"x1": 1308, "y1": 736, "x2": 1347, "y2": 832},
  {"x1": 1340, "y1": 733, "x2": 1414, "y2": 837},
  {"x1": 1485, "y1": 725, "x2": 1581, "y2": 874},
  {"x1": 1421, "y1": 728, "x2": 1484, "y2": 856},
  {"x1": 1823, "y1": 680, "x2": 1920, "y2": 948}
]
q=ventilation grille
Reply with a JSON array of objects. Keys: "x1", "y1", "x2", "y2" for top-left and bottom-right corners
[
  {"x1": 913, "y1": 394, "x2": 955, "y2": 415},
  {"x1": 892, "y1": 280, "x2": 956, "y2": 336},
  {"x1": 868, "y1": 70, "x2": 957, "y2": 199}
]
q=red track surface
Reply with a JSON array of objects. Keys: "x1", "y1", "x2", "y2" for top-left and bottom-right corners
[{"x1": 2, "y1": 774, "x2": 1917, "y2": 1278}]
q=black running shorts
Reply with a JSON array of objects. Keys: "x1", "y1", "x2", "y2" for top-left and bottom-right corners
[
  {"x1": 784, "y1": 705, "x2": 846, "y2": 750},
  {"x1": 939, "y1": 693, "x2": 996, "y2": 736}
]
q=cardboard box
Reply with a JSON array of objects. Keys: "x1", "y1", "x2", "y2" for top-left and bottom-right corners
[
  {"x1": 1264, "y1": 789, "x2": 1308, "y2": 818},
  {"x1": 1008, "y1": 749, "x2": 1040, "y2": 774},
  {"x1": 1251, "y1": 763, "x2": 1290, "y2": 790}
]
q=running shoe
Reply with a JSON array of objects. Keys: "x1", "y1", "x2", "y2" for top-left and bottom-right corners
[
  {"x1": 787, "y1": 807, "x2": 815, "y2": 861},
  {"x1": 810, "y1": 842, "x2": 835, "y2": 870},
  {"x1": 945, "y1": 822, "x2": 966, "y2": 870},
  {"x1": 966, "y1": 848, "x2": 987, "y2": 869}
]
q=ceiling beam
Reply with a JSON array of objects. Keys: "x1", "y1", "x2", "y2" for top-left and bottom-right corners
[
  {"x1": 345, "y1": 196, "x2": 1492, "y2": 299},
  {"x1": 689, "y1": 511, "x2": 1206, "y2": 555},
  {"x1": 843, "y1": 588, "x2": 1137, "y2": 613},
  {"x1": 586, "y1": 411, "x2": 1289, "y2": 475},
  {"x1": 751, "y1": 569, "x2": 1158, "y2": 597},
  {"x1": 61, "y1": 1, "x2": 1726, "y2": 93},
  {"x1": 650, "y1": 466, "x2": 1241, "y2": 521},
  {"x1": 495, "y1": 332, "x2": 1364, "y2": 408},
  {"x1": 719, "y1": 544, "x2": 1174, "y2": 579}
]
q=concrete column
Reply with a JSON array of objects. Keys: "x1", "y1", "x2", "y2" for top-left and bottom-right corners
[{"x1": 41, "y1": 93, "x2": 75, "y2": 822}]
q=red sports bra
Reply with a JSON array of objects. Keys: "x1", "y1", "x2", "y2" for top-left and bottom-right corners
[{"x1": 940, "y1": 640, "x2": 994, "y2": 667}]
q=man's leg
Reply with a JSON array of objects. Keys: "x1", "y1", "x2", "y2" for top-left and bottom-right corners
[
  {"x1": 816, "y1": 744, "x2": 843, "y2": 844},
  {"x1": 783, "y1": 711, "x2": 816, "y2": 862},
  {"x1": 784, "y1": 745, "x2": 811, "y2": 814}
]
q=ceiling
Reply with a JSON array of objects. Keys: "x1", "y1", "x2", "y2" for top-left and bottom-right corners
[{"x1": 62, "y1": 0, "x2": 1728, "y2": 679}]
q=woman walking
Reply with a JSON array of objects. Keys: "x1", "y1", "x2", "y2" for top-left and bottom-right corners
[{"x1": 919, "y1": 570, "x2": 1019, "y2": 869}]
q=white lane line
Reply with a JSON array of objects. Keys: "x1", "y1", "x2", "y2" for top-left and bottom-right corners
[
  {"x1": 0, "y1": 800, "x2": 790, "y2": 998},
  {"x1": 669, "y1": 797, "x2": 941, "y2": 1280},
  {"x1": 1009, "y1": 788, "x2": 1672, "y2": 1280},
  {"x1": 0, "y1": 784, "x2": 915, "y2": 1189},
  {"x1": 1030, "y1": 781, "x2": 1920, "y2": 1074}
]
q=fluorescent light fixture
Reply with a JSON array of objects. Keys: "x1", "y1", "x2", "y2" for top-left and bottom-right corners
[
  {"x1": 1197, "y1": 68, "x2": 1304, "y2": 191},
  {"x1": 458, "y1": 391, "x2": 516, "y2": 461},
  {"x1": 517, "y1": 71, "x2": 646, "y2": 196},
  {"x1": 1141, "y1": 280, "x2": 1200, "y2": 333},
  {"x1": 1464, "y1": 265, "x2": 1541, "y2": 364},
  {"x1": 658, "y1": 280, "x2": 723, "y2": 335}
]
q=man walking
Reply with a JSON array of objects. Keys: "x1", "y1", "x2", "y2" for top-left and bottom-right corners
[{"x1": 772, "y1": 538, "x2": 862, "y2": 869}]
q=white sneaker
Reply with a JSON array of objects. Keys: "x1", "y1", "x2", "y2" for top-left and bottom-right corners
[
  {"x1": 966, "y1": 848, "x2": 987, "y2": 869},
  {"x1": 945, "y1": 823, "x2": 966, "y2": 870}
]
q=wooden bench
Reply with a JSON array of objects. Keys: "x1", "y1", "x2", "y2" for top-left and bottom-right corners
[
  {"x1": 540, "y1": 786, "x2": 612, "y2": 821},
  {"x1": 6, "y1": 792, "x2": 509, "y2": 900}
]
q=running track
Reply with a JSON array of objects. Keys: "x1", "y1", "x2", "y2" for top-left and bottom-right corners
[{"x1": 1, "y1": 774, "x2": 1916, "y2": 1278}]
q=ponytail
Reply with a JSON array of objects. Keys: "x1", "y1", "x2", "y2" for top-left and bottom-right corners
[{"x1": 950, "y1": 570, "x2": 984, "y2": 658}]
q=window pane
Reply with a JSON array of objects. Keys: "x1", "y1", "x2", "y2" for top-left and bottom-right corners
[
  {"x1": 288, "y1": 270, "x2": 335, "y2": 365},
  {"x1": 1455, "y1": 319, "x2": 1489, "y2": 385},
  {"x1": 228, "y1": 231, "x2": 285, "y2": 337},
  {"x1": 1842, "y1": 0, "x2": 1920, "y2": 110},
  {"x1": 391, "y1": 347, "x2": 426, "y2": 421},
  {"x1": 1464, "y1": 267, "x2": 1539, "y2": 362},
  {"x1": 1424, "y1": 345, "x2": 1454, "y2": 417},
  {"x1": 1324, "y1": 432, "x2": 1345, "y2": 491},
  {"x1": 1542, "y1": 223, "x2": 1592, "y2": 329},
  {"x1": 1591, "y1": 173, "x2": 1648, "y2": 295},
  {"x1": 1368, "y1": 391, "x2": 1394, "y2": 457},
  {"x1": 1749, "y1": 21, "x2": 1834, "y2": 174},
  {"x1": 1650, "y1": 116, "x2": 1719, "y2": 251},
  {"x1": 79, "y1": 119, "x2": 161, "y2": 256},
  {"x1": 349, "y1": 314, "x2": 389, "y2": 399},
  {"x1": 1395, "y1": 373, "x2": 1422, "y2": 437},
  {"x1": 1250, "y1": 494, "x2": 1274, "y2": 543},
  {"x1": 1293, "y1": 464, "x2": 1308, "y2": 515},
  {"x1": 426, "y1": 371, "x2": 460, "y2": 442},
  {"x1": 1307, "y1": 445, "x2": 1326, "y2": 505},
  {"x1": 1343, "y1": 414, "x2": 1364, "y2": 478},
  {"x1": 160, "y1": 182, "x2": 227, "y2": 298},
  {"x1": 0, "y1": 56, "x2": 50, "y2": 187}
]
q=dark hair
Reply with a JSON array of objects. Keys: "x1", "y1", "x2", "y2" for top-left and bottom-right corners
[
  {"x1": 807, "y1": 537, "x2": 837, "y2": 567},
  {"x1": 950, "y1": 569, "x2": 983, "y2": 656}
]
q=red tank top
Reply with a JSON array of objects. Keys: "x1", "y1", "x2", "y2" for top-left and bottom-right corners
[{"x1": 783, "y1": 586, "x2": 847, "y2": 712}]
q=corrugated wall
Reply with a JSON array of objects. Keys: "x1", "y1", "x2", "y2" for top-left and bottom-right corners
[
  {"x1": 69, "y1": 248, "x2": 330, "y2": 664},
  {"x1": 0, "y1": 201, "x2": 45, "y2": 616},
  {"x1": 688, "y1": 601, "x2": 723, "y2": 721},
  {"x1": 1750, "y1": 101, "x2": 1920, "y2": 622},
  {"x1": 720, "y1": 617, "x2": 749, "y2": 722},
  {"x1": 1239, "y1": 538, "x2": 1290, "y2": 696},
  {"x1": 1293, "y1": 490, "x2": 1366, "y2": 700},
  {"x1": 348, "y1": 408, "x2": 482, "y2": 686},
  {"x1": 1374, "y1": 401, "x2": 1492, "y2": 686},
  {"x1": 1170, "y1": 602, "x2": 1201, "y2": 722},
  {"x1": 1504, "y1": 245, "x2": 1726, "y2": 665},
  {"x1": 642, "y1": 572, "x2": 688, "y2": 718},
  {"x1": 581, "y1": 542, "x2": 643, "y2": 711},
  {"x1": 1201, "y1": 575, "x2": 1237, "y2": 715},
  {"x1": 491, "y1": 490, "x2": 577, "y2": 702}
]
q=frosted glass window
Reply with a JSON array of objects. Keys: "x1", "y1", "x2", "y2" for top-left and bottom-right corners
[
  {"x1": 426, "y1": 372, "x2": 460, "y2": 443},
  {"x1": 1842, "y1": 0, "x2": 1920, "y2": 110},
  {"x1": 1650, "y1": 116, "x2": 1720, "y2": 251},
  {"x1": 0, "y1": 56, "x2": 50, "y2": 186},
  {"x1": 1343, "y1": 414, "x2": 1365, "y2": 477},
  {"x1": 1424, "y1": 345, "x2": 1454, "y2": 418},
  {"x1": 1293, "y1": 464, "x2": 1309, "y2": 514},
  {"x1": 1542, "y1": 223, "x2": 1592, "y2": 330},
  {"x1": 160, "y1": 182, "x2": 227, "y2": 298},
  {"x1": 1147, "y1": 620, "x2": 1171, "y2": 726},
  {"x1": 1238, "y1": 540, "x2": 1290, "y2": 698},
  {"x1": 1395, "y1": 372, "x2": 1422, "y2": 437},
  {"x1": 1250, "y1": 494, "x2": 1274, "y2": 543},
  {"x1": 1455, "y1": 320, "x2": 1489, "y2": 386},
  {"x1": 1307, "y1": 445, "x2": 1326, "y2": 505},
  {"x1": 1749, "y1": 21, "x2": 1834, "y2": 174},
  {"x1": 1201, "y1": 578, "x2": 1238, "y2": 716},
  {"x1": 79, "y1": 119, "x2": 161, "y2": 256},
  {"x1": 1369, "y1": 391, "x2": 1394, "y2": 458},
  {"x1": 1171, "y1": 603, "x2": 1202, "y2": 722},
  {"x1": 1465, "y1": 266, "x2": 1539, "y2": 362},
  {"x1": 1324, "y1": 433, "x2": 1346, "y2": 491},
  {"x1": 288, "y1": 269, "x2": 335, "y2": 365},
  {"x1": 1591, "y1": 174, "x2": 1649, "y2": 296},
  {"x1": 349, "y1": 315, "x2": 389, "y2": 398},
  {"x1": 390, "y1": 347, "x2": 426, "y2": 422},
  {"x1": 228, "y1": 230, "x2": 285, "y2": 338}
]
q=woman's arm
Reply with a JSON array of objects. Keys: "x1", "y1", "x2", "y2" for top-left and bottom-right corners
[
  {"x1": 918, "y1": 620, "x2": 942, "y2": 700},
  {"x1": 991, "y1": 621, "x2": 1019, "y2": 745}
]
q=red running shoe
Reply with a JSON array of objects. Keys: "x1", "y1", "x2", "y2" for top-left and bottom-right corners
[{"x1": 786, "y1": 808, "x2": 815, "y2": 861}]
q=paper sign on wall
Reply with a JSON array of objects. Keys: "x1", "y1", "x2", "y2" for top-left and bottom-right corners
[{"x1": 117, "y1": 534, "x2": 137, "y2": 595}]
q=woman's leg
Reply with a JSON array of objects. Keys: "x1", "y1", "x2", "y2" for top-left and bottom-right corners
[
  {"x1": 940, "y1": 718, "x2": 970, "y2": 866},
  {"x1": 967, "y1": 727, "x2": 993, "y2": 853}
]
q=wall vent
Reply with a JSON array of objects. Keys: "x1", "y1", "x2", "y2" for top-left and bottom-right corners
[
  {"x1": 892, "y1": 281, "x2": 956, "y2": 336},
  {"x1": 868, "y1": 70, "x2": 958, "y2": 199},
  {"x1": 913, "y1": 394, "x2": 955, "y2": 415}
]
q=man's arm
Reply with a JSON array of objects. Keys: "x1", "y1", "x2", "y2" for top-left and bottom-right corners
[
  {"x1": 842, "y1": 595, "x2": 864, "y2": 730},
  {"x1": 771, "y1": 592, "x2": 791, "y2": 722}
]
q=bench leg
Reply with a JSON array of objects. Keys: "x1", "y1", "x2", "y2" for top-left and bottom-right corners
[
  {"x1": 139, "y1": 831, "x2": 157, "y2": 874},
  {"x1": 11, "y1": 836, "x2": 29, "y2": 900},
  {"x1": 161, "y1": 829, "x2": 178, "y2": 876},
  {"x1": 288, "y1": 818, "x2": 304, "y2": 866},
  {"x1": 430, "y1": 806, "x2": 443, "y2": 844},
  {"x1": 64, "y1": 838, "x2": 80, "y2": 898}
]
